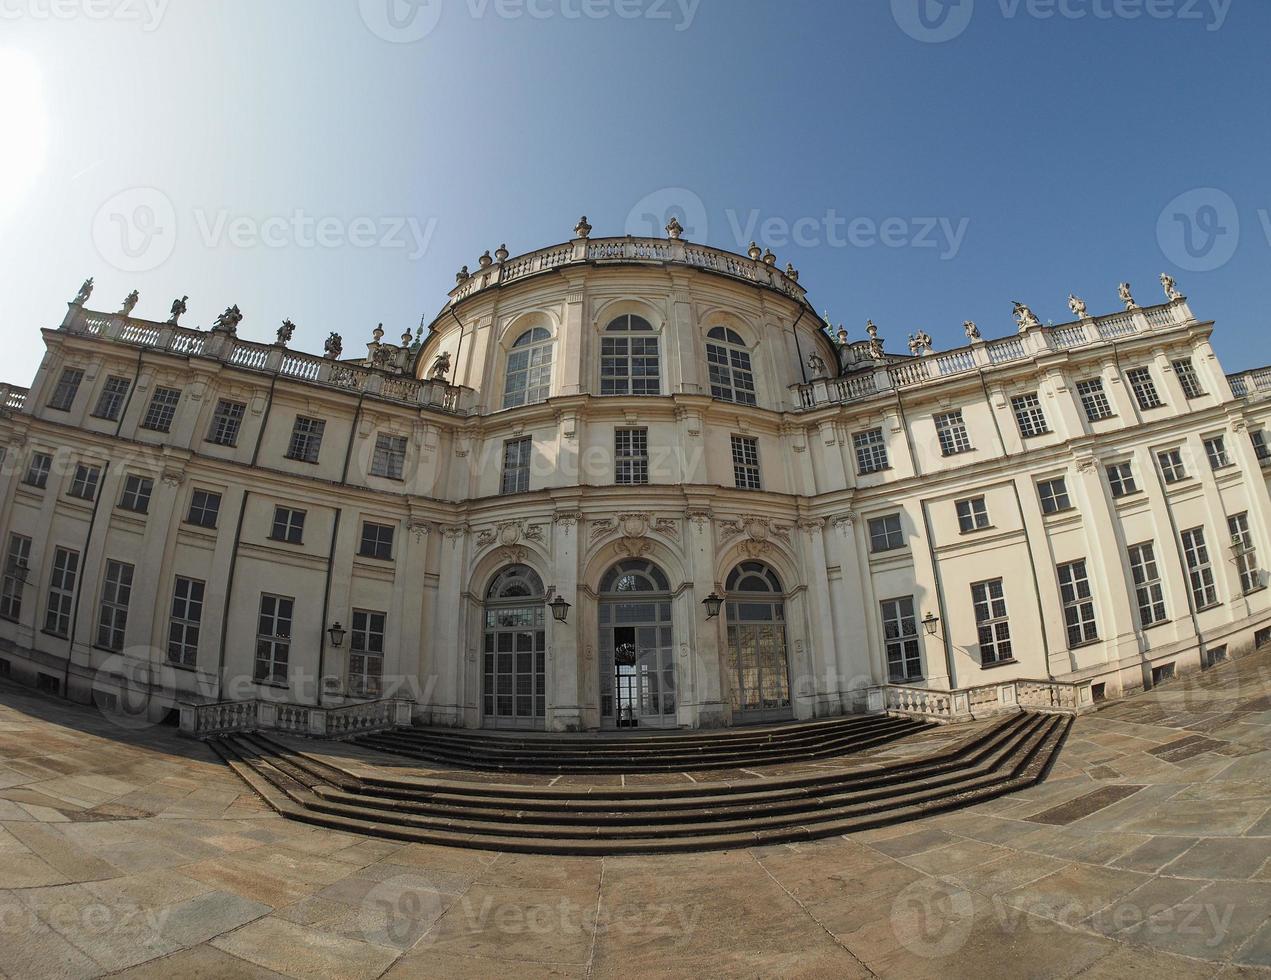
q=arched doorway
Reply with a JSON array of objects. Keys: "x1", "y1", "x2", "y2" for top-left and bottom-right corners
[
  {"x1": 482, "y1": 565, "x2": 546, "y2": 730},
  {"x1": 598, "y1": 559, "x2": 676, "y2": 729},
  {"x1": 724, "y1": 561, "x2": 793, "y2": 724}
]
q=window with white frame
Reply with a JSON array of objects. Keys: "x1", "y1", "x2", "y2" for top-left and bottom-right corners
[
  {"x1": 359, "y1": 522, "x2": 395, "y2": 561},
  {"x1": 207, "y1": 400, "x2": 246, "y2": 447},
  {"x1": 600, "y1": 314, "x2": 660, "y2": 396},
  {"x1": 1106, "y1": 461, "x2": 1138, "y2": 498},
  {"x1": 68, "y1": 463, "x2": 101, "y2": 501},
  {"x1": 615, "y1": 428, "x2": 649, "y2": 486},
  {"x1": 1252, "y1": 429, "x2": 1270, "y2": 463},
  {"x1": 119, "y1": 475, "x2": 153, "y2": 514},
  {"x1": 254, "y1": 593, "x2": 293, "y2": 684},
  {"x1": 1037, "y1": 477, "x2": 1071, "y2": 514},
  {"x1": 167, "y1": 576, "x2": 204, "y2": 667},
  {"x1": 853, "y1": 428, "x2": 888, "y2": 474},
  {"x1": 880, "y1": 597, "x2": 922, "y2": 682},
  {"x1": 91, "y1": 376, "x2": 131, "y2": 421},
  {"x1": 1181, "y1": 526, "x2": 1219, "y2": 609},
  {"x1": 1172, "y1": 357, "x2": 1204, "y2": 399},
  {"x1": 48, "y1": 368, "x2": 84, "y2": 412},
  {"x1": 934, "y1": 410, "x2": 973, "y2": 456},
  {"x1": 731, "y1": 435, "x2": 762, "y2": 490},
  {"x1": 141, "y1": 386, "x2": 181, "y2": 432},
  {"x1": 44, "y1": 547, "x2": 79, "y2": 637},
  {"x1": 286, "y1": 416, "x2": 325, "y2": 463},
  {"x1": 371, "y1": 433, "x2": 407, "y2": 481},
  {"x1": 1076, "y1": 378, "x2": 1114, "y2": 422},
  {"x1": 1011, "y1": 393, "x2": 1049, "y2": 438},
  {"x1": 270, "y1": 506, "x2": 306, "y2": 545},
  {"x1": 705, "y1": 327, "x2": 757, "y2": 405},
  {"x1": 348, "y1": 609, "x2": 386, "y2": 697},
  {"x1": 1158, "y1": 448, "x2": 1188, "y2": 484},
  {"x1": 186, "y1": 489, "x2": 222, "y2": 529},
  {"x1": 500, "y1": 437, "x2": 532, "y2": 495},
  {"x1": 95, "y1": 559, "x2": 134, "y2": 651},
  {"x1": 1127, "y1": 367, "x2": 1164, "y2": 410},
  {"x1": 971, "y1": 579, "x2": 1012, "y2": 664},
  {"x1": 869, "y1": 514, "x2": 905, "y2": 553},
  {"x1": 1229, "y1": 512, "x2": 1260, "y2": 594},
  {"x1": 503, "y1": 327, "x2": 553, "y2": 409},
  {"x1": 1, "y1": 534, "x2": 31, "y2": 622},
  {"x1": 1127, "y1": 542, "x2": 1168, "y2": 627},
  {"x1": 23, "y1": 452, "x2": 52, "y2": 489},
  {"x1": 1057, "y1": 559, "x2": 1098, "y2": 647},
  {"x1": 955, "y1": 496, "x2": 990, "y2": 533},
  {"x1": 1203, "y1": 435, "x2": 1230, "y2": 470}
]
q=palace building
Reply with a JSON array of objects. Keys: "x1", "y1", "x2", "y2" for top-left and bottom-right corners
[{"x1": 0, "y1": 219, "x2": 1269, "y2": 733}]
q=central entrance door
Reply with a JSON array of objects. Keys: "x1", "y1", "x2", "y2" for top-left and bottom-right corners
[
  {"x1": 598, "y1": 559, "x2": 676, "y2": 729},
  {"x1": 724, "y1": 561, "x2": 793, "y2": 724},
  {"x1": 482, "y1": 565, "x2": 546, "y2": 730}
]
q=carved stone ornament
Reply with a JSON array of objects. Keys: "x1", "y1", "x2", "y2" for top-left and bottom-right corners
[
  {"x1": 833, "y1": 512, "x2": 858, "y2": 531},
  {"x1": 720, "y1": 515, "x2": 791, "y2": 557},
  {"x1": 407, "y1": 519, "x2": 434, "y2": 543}
]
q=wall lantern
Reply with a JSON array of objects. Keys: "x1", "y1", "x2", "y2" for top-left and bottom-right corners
[
  {"x1": 1229, "y1": 535, "x2": 1254, "y2": 562},
  {"x1": 548, "y1": 593, "x2": 572, "y2": 624},
  {"x1": 922, "y1": 612, "x2": 941, "y2": 637},
  {"x1": 8, "y1": 558, "x2": 28, "y2": 587},
  {"x1": 702, "y1": 592, "x2": 724, "y2": 619},
  {"x1": 327, "y1": 622, "x2": 346, "y2": 648}
]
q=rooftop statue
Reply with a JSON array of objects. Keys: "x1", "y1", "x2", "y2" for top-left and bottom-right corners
[
  {"x1": 211, "y1": 305, "x2": 243, "y2": 335},
  {"x1": 574, "y1": 216, "x2": 592, "y2": 239},
  {"x1": 277, "y1": 320, "x2": 296, "y2": 346},
  {"x1": 665, "y1": 216, "x2": 683, "y2": 240},
  {"x1": 1119, "y1": 282, "x2": 1138, "y2": 310},
  {"x1": 964, "y1": 320, "x2": 981, "y2": 341},
  {"x1": 807, "y1": 352, "x2": 828, "y2": 378},
  {"x1": 119, "y1": 290, "x2": 140, "y2": 317},
  {"x1": 1068, "y1": 294, "x2": 1088, "y2": 319},
  {"x1": 1161, "y1": 273, "x2": 1182, "y2": 301},
  {"x1": 73, "y1": 278, "x2": 94, "y2": 305},
  {"x1": 1012, "y1": 301, "x2": 1041, "y2": 332},
  {"x1": 429, "y1": 351, "x2": 452, "y2": 382},
  {"x1": 166, "y1": 296, "x2": 188, "y2": 326},
  {"x1": 908, "y1": 331, "x2": 933, "y2": 356},
  {"x1": 324, "y1": 333, "x2": 343, "y2": 360}
]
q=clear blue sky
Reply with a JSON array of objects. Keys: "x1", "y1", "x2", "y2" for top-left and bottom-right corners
[{"x1": 1, "y1": 0, "x2": 1267, "y2": 384}]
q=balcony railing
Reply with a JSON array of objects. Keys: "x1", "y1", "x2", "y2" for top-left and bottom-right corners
[
  {"x1": 796, "y1": 300, "x2": 1195, "y2": 410},
  {"x1": 1228, "y1": 366, "x2": 1271, "y2": 399}
]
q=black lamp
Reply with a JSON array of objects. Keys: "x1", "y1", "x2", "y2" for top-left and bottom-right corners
[
  {"x1": 9, "y1": 558, "x2": 28, "y2": 587},
  {"x1": 327, "y1": 622, "x2": 346, "y2": 648},
  {"x1": 548, "y1": 593, "x2": 571, "y2": 624},
  {"x1": 702, "y1": 592, "x2": 724, "y2": 619},
  {"x1": 922, "y1": 612, "x2": 941, "y2": 637}
]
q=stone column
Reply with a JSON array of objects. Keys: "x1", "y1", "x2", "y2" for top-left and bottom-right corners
[
  {"x1": 825, "y1": 513, "x2": 873, "y2": 698},
  {"x1": 547, "y1": 511, "x2": 583, "y2": 732},
  {"x1": 430, "y1": 525, "x2": 468, "y2": 726},
  {"x1": 685, "y1": 510, "x2": 725, "y2": 726},
  {"x1": 1073, "y1": 455, "x2": 1139, "y2": 666},
  {"x1": 794, "y1": 518, "x2": 839, "y2": 716},
  {"x1": 559, "y1": 277, "x2": 585, "y2": 396}
]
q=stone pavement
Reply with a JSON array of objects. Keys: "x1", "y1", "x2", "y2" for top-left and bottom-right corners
[{"x1": 0, "y1": 653, "x2": 1267, "y2": 979}]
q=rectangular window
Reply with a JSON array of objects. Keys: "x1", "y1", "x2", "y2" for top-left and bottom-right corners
[
  {"x1": 255, "y1": 593, "x2": 294, "y2": 684},
  {"x1": 359, "y1": 521, "x2": 395, "y2": 561},
  {"x1": 91, "y1": 376, "x2": 131, "y2": 421},
  {"x1": 853, "y1": 428, "x2": 889, "y2": 474},
  {"x1": 95, "y1": 560, "x2": 134, "y2": 651},
  {"x1": 880, "y1": 597, "x2": 922, "y2": 682},
  {"x1": 615, "y1": 428, "x2": 649, "y2": 486},
  {"x1": 1106, "y1": 461, "x2": 1138, "y2": 499},
  {"x1": 23, "y1": 452, "x2": 52, "y2": 489},
  {"x1": 500, "y1": 437, "x2": 532, "y2": 495},
  {"x1": 1127, "y1": 367, "x2": 1164, "y2": 410},
  {"x1": 1057, "y1": 559, "x2": 1098, "y2": 647},
  {"x1": 167, "y1": 576, "x2": 205, "y2": 667},
  {"x1": 1229, "y1": 513, "x2": 1260, "y2": 594},
  {"x1": 370, "y1": 434, "x2": 408, "y2": 481},
  {"x1": 869, "y1": 514, "x2": 905, "y2": 553},
  {"x1": 207, "y1": 400, "x2": 246, "y2": 447},
  {"x1": 1011, "y1": 393, "x2": 1050, "y2": 438},
  {"x1": 731, "y1": 435, "x2": 762, "y2": 490},
  {"x1": 68, "y1": 463, "x2": 101, "y2": 501},
  {"x1": 1181, "y1": 526, "x2": 1219, "y2": 609},
  {"x1": 286, "y1": 416, "x2": 326, "y2": 464},
  {"x1": 0, "y1": 534, "x2": 32, "y2": 622},
  {"x1": 270, "y1": 507, "x2": 306, "y2": 545},
  {"x1": 1253, "y1": 430, "x2": 1270, "y2": 463},
  {"x1": 186, "y1": 490, "x2": 222, "y2": 529},
  {"x1": 1158, "y1": 448, "x2": 1188, "y2": 485},
  {"x1": 955, "y1": 496, "x2": 990, "y2": 533},
  {"x1": 48, "y1": 368, "x2": 83, "y2": 412},
  {"x1": 349, "y1": 609, "x2": 386, "y2": 697},
  {"x1": 1127, "y1": 542, "x2": 1168, "y2": 627},
  {"x1": 43, "y1": 547, "x2": 79, "y2": 637},
  {"x1": 1172, "y1": 357, "x2": 1204, "y2": 399},
  {"x1": 972, "y1": 579, "x2": 1013, "y2": 665},
  {"x1": 934, "y1": 410, "x2": 973, "y2": 456},
  {"x1": 1203, "y1": 436, "x2": 1230, "y2": 470},
  {"x1": 119, "y1": 474, "x2": 153, "y2": 514},
  {"x1": 1076, "y1": 378, "x2": 1114, "y2": 422},
  {"x1": 141, "y1": 386, "x2": 182, "y2": 432},
  {"x1": 1037, "y1": 477, "x2": 1071, "y2": 515}
]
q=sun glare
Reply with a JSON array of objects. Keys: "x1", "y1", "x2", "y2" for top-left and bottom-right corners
[{"x1": 0, "y1": 51, "x2": 50, "y2": 216}]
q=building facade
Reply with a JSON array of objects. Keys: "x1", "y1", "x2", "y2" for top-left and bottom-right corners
[{"x1": 1, "y1": 222, "x2": 1269, "y2": 732}]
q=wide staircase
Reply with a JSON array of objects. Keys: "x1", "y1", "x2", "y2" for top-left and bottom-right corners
[
  {"x1": 209, "y1": 710, "x2": 1071, "y2": 855},
  {"x1": 347, "y1": 712, "x2": 930, "y2": 774}
]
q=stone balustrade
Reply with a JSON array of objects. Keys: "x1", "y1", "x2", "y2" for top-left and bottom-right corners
[
  {"x1": 57, "y1": 307, "x2": 475, "y2": 416},
  {"x1": 1228, "y1": 366, "x2": 1271, "y2": 399},
  {"x1": 0, "y1": 384, "x2": 28, "y2": 412},
  {"x1": 856, "y1": 677, "x2": 1094, "y2": 723},
  {"x1": 179, "y1": 697, "x2": 414, "y2": 739}
]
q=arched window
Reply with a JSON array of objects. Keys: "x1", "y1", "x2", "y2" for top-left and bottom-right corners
[
  {"x1": 483, "y1": 565, "x2": 546, "y2": 728},
  {"x1": 706, "y1": 326, "x2": 756, "y2": 405},
  {"x1": 600, "y1": 559, "x2": 671, "y2": 594},
  {"x1": 503, "y1": 327, "x2": 553, "y2": 409},
  {"x1": 723, "y1": 561, "x2": 791, "y2": 721},
  {"x1": 601, "y1": 315, "x2": 660, "y2": 396}
]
